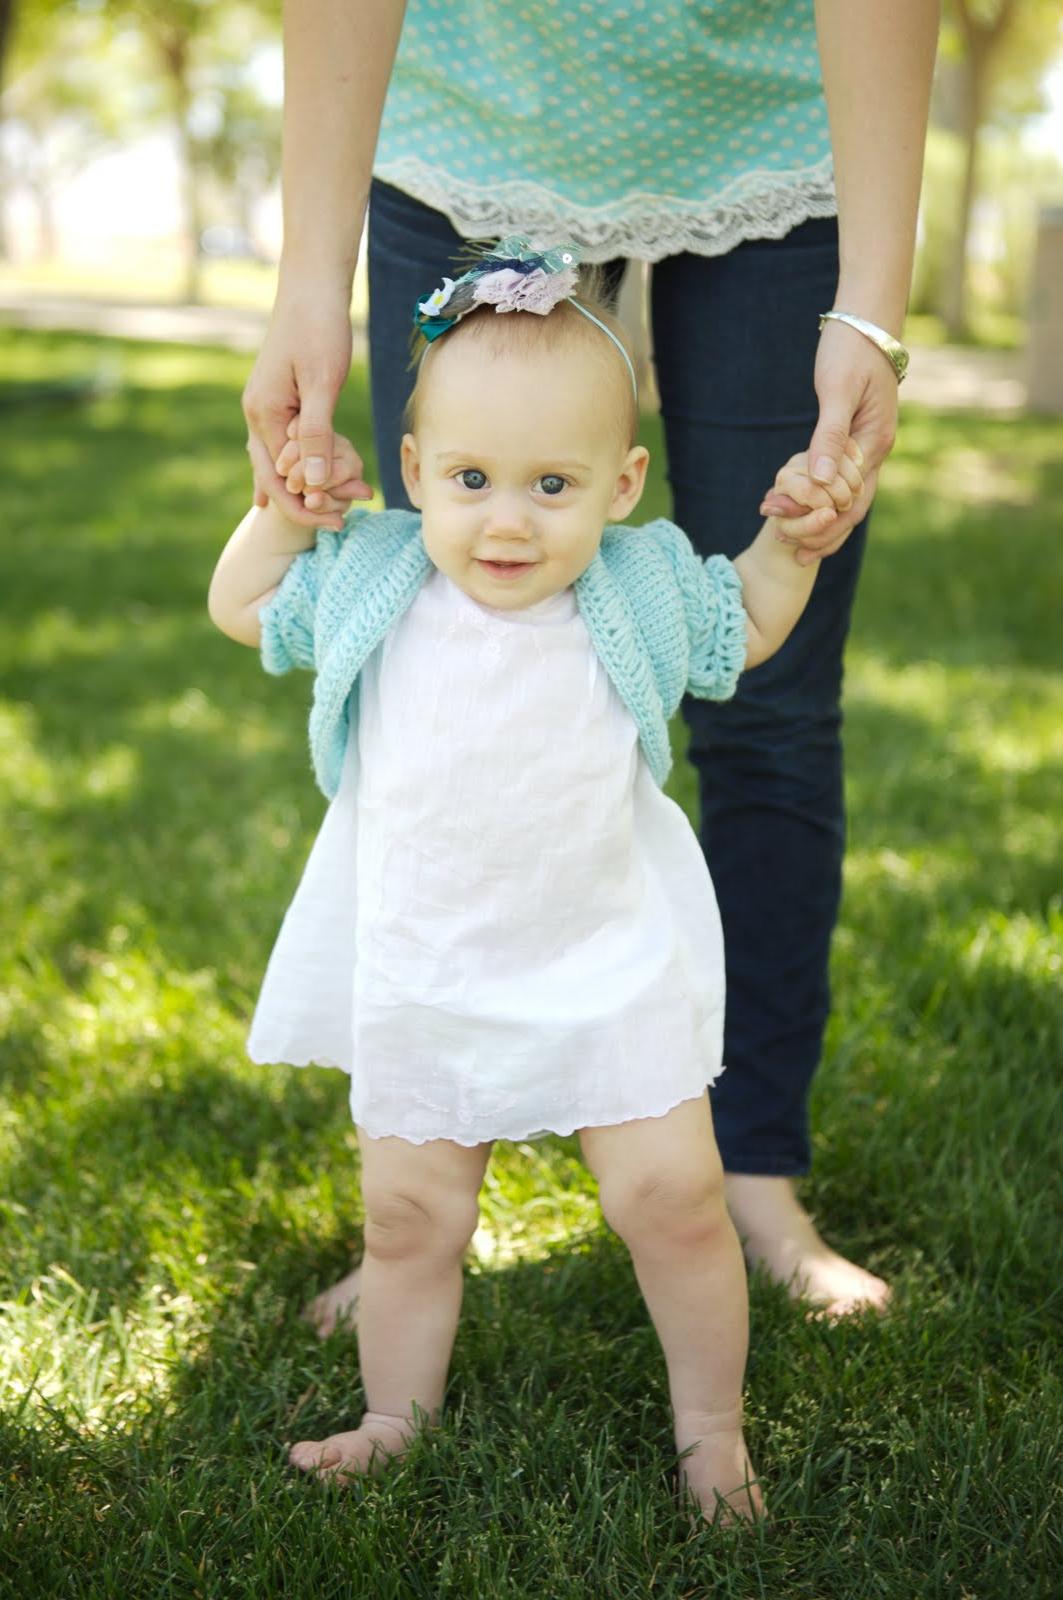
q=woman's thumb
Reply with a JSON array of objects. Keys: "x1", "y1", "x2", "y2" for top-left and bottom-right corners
[
  {"x1": 298, "y1": 398, "x2": 337, "y2": 488},
  {"x1": 807, "y1": 406, "x2": 854, "y2": 485}
]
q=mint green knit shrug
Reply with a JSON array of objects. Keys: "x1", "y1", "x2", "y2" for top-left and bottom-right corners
[{"x1": 260, "y1": 509, "x2": 747, "y2": 798}]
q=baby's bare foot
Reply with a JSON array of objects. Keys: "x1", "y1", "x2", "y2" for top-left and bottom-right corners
[
  {"x1": 289, "y1": 1411, "x2": 415, "y2": 1484},
  {"x1": 675, "y1": 1408, "x2": 764, "y2": 1525},
  {"x1": 725, "y1": 1174, "x2": 891, "y2": 1319},
  {"x1": 302, "y1": 1263, "x2": 362, "y2": 1338}
]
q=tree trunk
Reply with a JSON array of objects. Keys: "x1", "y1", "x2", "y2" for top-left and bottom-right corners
[
  {"x1": 32, "y1": 172, "x2": 57, "y2": 259},
  {"x1": 164, "y1": 35, "x2": 204, "y2": 305},
  {"x1": 939, "y1": 44, "x2": 986, "y2": 340},
  {"x1": 0, "y1": 0, "x2": 17, "y2": 259}
]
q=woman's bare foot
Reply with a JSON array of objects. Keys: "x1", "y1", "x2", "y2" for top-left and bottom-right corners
[
  {"x1": 302, "y1": 1264, "x2": 362, "y2": 1338},
  {"x1": 289, "y1": 1410, "x2": 415, "y2": 1483},
  {"x1": 724, "y1": 1174, "x2": 891, "y2": 1318},
  {"x1": 675, "y1": 1408, "x2": 764, "y2": 1525}
]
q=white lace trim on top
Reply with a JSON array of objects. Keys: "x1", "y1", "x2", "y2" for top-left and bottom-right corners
[{"x1": 374, "y1": 154, "x2": 837, "y2": 262}]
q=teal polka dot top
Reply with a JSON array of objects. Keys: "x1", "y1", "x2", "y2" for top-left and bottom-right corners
[{"x1": 375, "y1": 0, "x2": 835, "y2": 261}]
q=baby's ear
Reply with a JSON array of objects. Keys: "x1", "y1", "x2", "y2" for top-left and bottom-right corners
[
  {"x1": 399, "y1": 433, "x2": 423, "y2": 509},
  {"x1": 609, "y1": 444, "x2": 650, "y2": 521}
]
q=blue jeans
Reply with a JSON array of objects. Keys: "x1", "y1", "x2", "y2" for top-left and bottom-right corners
[{"x1": 367, "y1": 178, "x2": 867, "y2": 1176}]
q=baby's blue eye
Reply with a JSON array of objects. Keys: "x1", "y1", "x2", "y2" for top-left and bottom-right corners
[
  {"x1": 459, "y1": 469, "x2": 487, "y2": 491},
  {"x1": 539, "y1": 475, "x2": 566, "y2": 496}
]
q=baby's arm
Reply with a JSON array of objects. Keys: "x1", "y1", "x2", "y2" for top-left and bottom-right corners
[
  {"x1": 208, "y1": 433, "x2": 364, "y2": 647},
  {"x1": 735, "y1": 448, "x2": 863, "y2": 670},
  {"x1": 208, "y1": 502, "x2": 315, "y2": 648}
]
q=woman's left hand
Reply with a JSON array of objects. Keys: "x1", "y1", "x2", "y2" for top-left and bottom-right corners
[{"x1": 760, "y1": 316, "x2": 901, "y2": 565}]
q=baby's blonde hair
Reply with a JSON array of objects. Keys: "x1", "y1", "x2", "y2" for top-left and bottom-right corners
[{"x1": 404, "y1": 268, "x2": 639, "y2": 449}]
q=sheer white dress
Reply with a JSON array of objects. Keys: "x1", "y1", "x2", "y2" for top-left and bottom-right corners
[{"x1": 248, "y1": 569, "x2": 727, "y2": 1145}]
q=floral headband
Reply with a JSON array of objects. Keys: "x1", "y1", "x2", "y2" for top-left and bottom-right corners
[{"x1": 413, "y1": 235, "x2": 638, "y2": 401}]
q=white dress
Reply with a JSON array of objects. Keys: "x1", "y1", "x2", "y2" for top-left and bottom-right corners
[{"x1": 248, "y1": 570, "x2": 727, "y2": 1145}]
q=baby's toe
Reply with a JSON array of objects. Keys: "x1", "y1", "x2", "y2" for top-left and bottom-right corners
[{"x1": 289, "y1": 1437, "x2": 340, "y2": 1472}]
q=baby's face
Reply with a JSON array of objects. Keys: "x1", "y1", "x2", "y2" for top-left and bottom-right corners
[{"x1": 400, "y1": 333, "x2": 648, "y2": 610}]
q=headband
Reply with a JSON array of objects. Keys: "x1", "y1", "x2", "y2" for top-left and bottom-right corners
[{"x1": 413, "y1": 236, "x2": 639, "y2": 402}]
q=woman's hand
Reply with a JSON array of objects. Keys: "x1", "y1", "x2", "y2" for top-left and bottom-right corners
[
  {"x1": 274, "y1": 421, "x2": 371, "y2": 532},
  {"x1": 761, "y1": 316, "x2": 900, "y2": 564},
  {"x1": 242, "y1": 283, "x2": 372, "y2": 528},
  {"x1": 759, "y1": 441, "x2": 864, "y2": 550}
]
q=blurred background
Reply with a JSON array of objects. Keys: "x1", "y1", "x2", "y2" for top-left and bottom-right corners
[{"x1": 1, "y1": 0, "x2": 1062, "y2": 403}]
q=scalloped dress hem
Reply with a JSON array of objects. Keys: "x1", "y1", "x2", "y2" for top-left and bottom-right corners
[{"x1": 245, "y1": 1038, "x2": 724, "y2": 1146}]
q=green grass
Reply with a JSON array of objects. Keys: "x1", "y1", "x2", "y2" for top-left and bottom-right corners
[{"x1": 1, "y1": 327, "x2": 1060, "y2": 1598}]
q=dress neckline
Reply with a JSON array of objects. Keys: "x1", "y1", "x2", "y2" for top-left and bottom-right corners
[{"x1": 434, "y1": 569, "x2": 578, "y2": 626}]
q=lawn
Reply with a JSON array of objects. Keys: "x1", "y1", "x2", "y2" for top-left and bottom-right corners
[{"x1": 0, "y1": 327, "x2": 1059, "y2": 1599}]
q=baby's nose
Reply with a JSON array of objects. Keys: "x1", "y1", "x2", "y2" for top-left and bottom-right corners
[{"x1": 484, "y1": 498, "x2": 533, "y2": 539}]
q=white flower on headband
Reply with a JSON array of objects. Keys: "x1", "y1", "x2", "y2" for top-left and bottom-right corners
[
  {"x1": 472, "y1": 265, "x2": 579, "y2": 316},
  {"x1": 421, "y1": 277, "x2": 458, "y2": 316}
]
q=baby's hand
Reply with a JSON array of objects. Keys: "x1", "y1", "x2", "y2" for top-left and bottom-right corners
[
  {"x1": 274, "y1": 421, "x2": 371, "y2": 531},
  {"x1": 759, "y1": 440, "x2": 864, "y2": 566}
]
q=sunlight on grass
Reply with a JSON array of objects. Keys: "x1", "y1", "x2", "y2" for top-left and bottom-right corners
[
  {"x1": 0, "y1": 1270, "x2": 197, "y2": 1431},
  {"x1": 472, "y1": 1143, "x2": 603, "y2": 1269},
  {"x1": 935, "y1": 446, "x2": 1035, "y2": 508},
  {"x1": 79, "y1": 744, "x2": 139, "y2": 801},
  {"x1": 848, "y1": 654, "x2": 1059, "y2": 762},
  {"x1": 959, "y1": 907, "x2": 1061, "y2": 984},
  {"x1": 0, "y1": 702, "x2": 57, "y2": 805},
  {"x1": 17, "y1": 611, "x2": 129, "y2": 667}
]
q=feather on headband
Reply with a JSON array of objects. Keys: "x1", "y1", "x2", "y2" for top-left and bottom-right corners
[{"x1": 413, "y1": 235, "x2": 638, "y2": 401}]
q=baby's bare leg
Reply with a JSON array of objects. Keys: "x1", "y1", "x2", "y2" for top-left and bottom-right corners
[
  {"x1": 580, "y1": 1094, "x2": 762, "y2": 1523},
  {"x1": 289, "y1": 1131, "x2": 491, "y2": 1482}
]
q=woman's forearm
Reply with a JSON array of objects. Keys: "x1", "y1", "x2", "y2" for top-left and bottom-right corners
[
  {"x1": 278, "y1": 0, "x2": 409, "y2": 288},
  {"x1": 815, "y1": 0, "x2": 939, "y2": 334}
]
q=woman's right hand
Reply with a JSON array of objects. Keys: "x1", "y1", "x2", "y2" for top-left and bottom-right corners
[
  {"x1": 274, "y1": 420, "x2": 371, "y2": 529},
  {"x1": 242, "y1": 282, "x2": 372, "y2": 531}
]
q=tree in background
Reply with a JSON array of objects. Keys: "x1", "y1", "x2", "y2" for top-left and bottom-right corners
[
  {"x1": 1, "y1": 5, "x2": 135, "y2": 260},
  {"x1": 2, "y1": 0, "x2": 280, "y2": 299},
  {"x1": 936, "y1": 0, "x2": 1063, "y2": 338},
  {"x1": 192, "y1": 75, "x2": 282, "y2": 259},
  {"x1": 102, "y1": 0, "x2": 280, "y2": 302}
]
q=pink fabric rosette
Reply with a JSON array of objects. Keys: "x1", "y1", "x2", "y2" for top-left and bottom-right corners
[{"x1": 472, "y1": 265, "x2": 580, "y2": 316}]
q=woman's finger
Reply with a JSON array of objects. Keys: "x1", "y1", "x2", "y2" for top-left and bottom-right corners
[
  {"x1": 275, "y1": 440, "x2": 301, "y2": 476},
  {"x1": 824, "y1": 470, "x2": 854, "y2": 511},
  {"x1": 837, "y1": 453, "x2": 864, "y2": 494},
  {"x1": 247, "y1": 433, "x2": 321, "y2": 526}
]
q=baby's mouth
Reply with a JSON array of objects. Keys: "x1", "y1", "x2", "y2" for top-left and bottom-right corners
[{"x1": 476, "y1": 558, "x2": 537, "y2": 578}]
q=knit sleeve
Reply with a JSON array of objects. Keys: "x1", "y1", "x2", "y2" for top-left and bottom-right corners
[
  {"x1": 684, "y1": 553, "x2": 748, "y2": 701},
  {"x1": 258, "y1": 530, "x2": 343, "y2": 675},
  {"x1": 651, "y1": 521, "x2": 748, "y2": 702}
]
